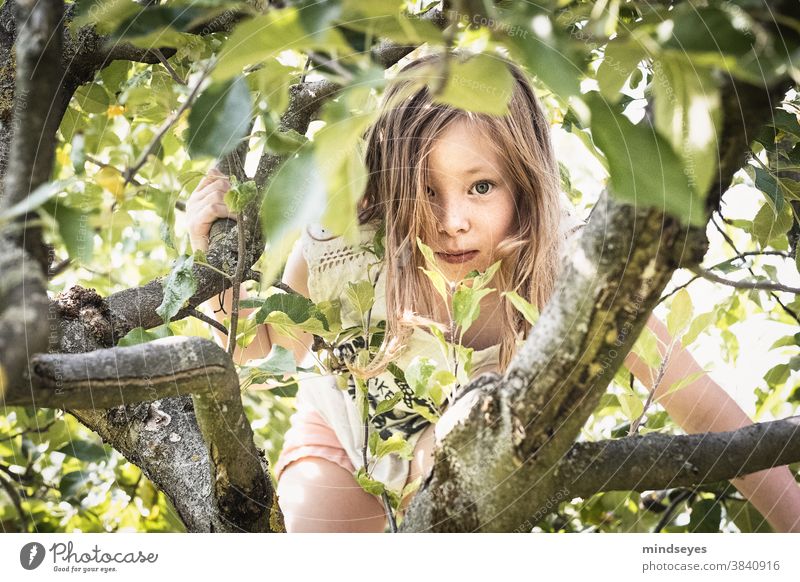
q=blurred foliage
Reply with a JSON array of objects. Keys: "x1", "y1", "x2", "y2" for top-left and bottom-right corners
[{"x1": 2, "y1": 0, "x2": 800, "y2": 531}]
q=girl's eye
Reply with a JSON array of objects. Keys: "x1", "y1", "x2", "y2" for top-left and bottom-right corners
[{"x1": 471, "y1": 181, "x2": 494, "y2": 196}]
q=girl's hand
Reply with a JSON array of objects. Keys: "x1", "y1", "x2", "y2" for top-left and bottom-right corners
[{"x1": 186, "y1": 168, "x2": 236, "y2": 253}]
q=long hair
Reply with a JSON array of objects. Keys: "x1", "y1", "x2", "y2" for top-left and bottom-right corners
[{"x1": 345, "y1": 50, "x2": 562, "y2": 374}]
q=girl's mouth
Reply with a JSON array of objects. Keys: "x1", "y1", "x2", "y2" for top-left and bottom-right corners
[{"x1": 436, "y1": 250, "x2": 478, "y2": 264}]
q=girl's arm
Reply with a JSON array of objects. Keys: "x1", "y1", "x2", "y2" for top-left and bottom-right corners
[
  {"x1": 206, "y1": 239, "x2": 314, "y2": 367},
  {"x1": 623, "y1": 314, "x2": 800, "y2": 532}
]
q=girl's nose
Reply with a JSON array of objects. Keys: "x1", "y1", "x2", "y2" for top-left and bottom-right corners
[{"x1": 436, "y1": 199, "x2": 470, "y2": 236}]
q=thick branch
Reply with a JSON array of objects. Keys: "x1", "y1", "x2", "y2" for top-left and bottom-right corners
[
  {"x1": 557, "y1": 416, "x2": 800, "y2": 497},
  {"x1": 0, "y1": 0, "x2": 63, "y2": 409},
  {"x1": 2, "y1": 336, "x2": 282, "y2": 532}
]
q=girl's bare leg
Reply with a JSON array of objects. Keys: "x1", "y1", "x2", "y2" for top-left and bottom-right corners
[{"x1": 277, "y1": 458, "x2": 387, "y2": 532}]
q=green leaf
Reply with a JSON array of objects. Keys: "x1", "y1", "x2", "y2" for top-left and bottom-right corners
[
  {"x1": 0, "y1": 179, "x2": 74, "y2": 226},
  {"x1": 453, "y1": 343, "x2": 474, "y2": 386},
  {"x1": 632, "y1": 325, "x2": 662, "y2": 371},
  {"x1": 73, "y1": 0, "x2": 141, "y2": 35},
  {"x1": 665, "y1": 7, "x2": 754, "y2": 56},
  {"x1": 419, "y1": 268, "x2": 450, "y2": 302},
  {"x1": 187, "y1": 76, "x2": 252, "y2": 159},
  {"x1": 471, "y1": 259, "x2": 502, "y2": 290},
  {"x1": 751, "y1": 202, "x2": 793, "y2": 247},
  {"x1": 59, "y1": 471, "x2": 92, "y2": 500},
  {"x1": 411, "y1": 403, "x2": 440, "y2": 423},
  {"x1": 502, "y1": 290, "x2": 540, "y2": 327},
  {"x1": 452, "y1": 286, "x2": 494, "y2": 333},
  {"x1": 428, "y1": 369, "x2": 456, "y2": 407},
  {"x1": 666, "y1": 288, "x2": 693, "y2": 338},
  {"x1": 375, "y1": 392, "x2": 404, "y2": 416},
  {"x1": 652, "y1": 53, "x2": 721, "y2": 197},
  {"x1": 618, "y1": 390, "x2": 643, "y2": 422},
  {"x1": 682, "y1": 310, "x2": 716, "y2": 347},
  {"x1": 659, "y1": 371, "x2": 705, "y2": 400},
  {"x1": 261, "y1": 149, "x2": 327, "y2": 248},
  {"x1": 355, "y1": 467, "x2": 385, "y2": 496},
  {"x1": 688, "y1": 498, "x2": 722, "y2": 533},
  {"x1": 405, "y1": 356, "x2": 437, "y2": 399},
  {"x1": 156, "y1": 255, "x2": 198, "y2": 324},
  {"x1": 118, "y1": 324, "x2": 173, "y2": 347},
  {"x1": 726, "y1": 499, "x2": 773, "y2": 533},
  {"x1": 344, "y1": 280, "x2": 375, "y2": 317},
  {"x1": 73, "y1": 83, "x2": 110, "y2": 115},
  {"x1": 764, "y1": 363, "x2": 790, "y2": 387},
  {"x1": 213, "y1": 7, "x2": 352, "y2": 83},
  {"x1": 224, "y1": 178, "x2": 259, "y2": 213},
  {"x1": 263, "y1": 311, "x2": 331, "y2": 340},
  {"x1": 42, "y1": 201, "x2": 94, "y2": 264},
  {"x1": 57, "y1": 440, "x2": 108, "y2": 462},
  {"x1": 374, "y1": 433, "x2": 414, "y2": 461},
  {"x1": 416, "y1": 237, "x2": 438, "y2": 268},
  {"x1": 256, "y1": 292, "x2": 316, "y2": 325},
  {"x1": 587, "y1": 93, "x2": 705, "y2": 227},
  {"x1": 251, "y1": 345, "x2": 297, "y2": 376},
  {"x1": 597, "y1": 39, "x2": 647, "y2": 101},
  {"x1": 431, "y1": 53, "x2": 515, "y2": 116},
  {"x1": 316, "y1": 93, "x2": 380, "y2": 242},
  {"x1": 314, "y1": 299, "x2": 342, "y2": 333},
  {"x1": 503, "y1": 19, "x2": 582, "y2": 100}
]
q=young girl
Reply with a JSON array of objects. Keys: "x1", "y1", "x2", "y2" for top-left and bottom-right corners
[{"x1": 187, "y1": 52, "x2": 800, "y2": 533}]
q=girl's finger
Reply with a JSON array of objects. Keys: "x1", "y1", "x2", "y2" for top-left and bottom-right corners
[
  {"x1": 191, "y1": 179, "x2": 230, "y2": 203},
  {"x1": 199, "y1": 203, "x2": 237, "y2": 223}
]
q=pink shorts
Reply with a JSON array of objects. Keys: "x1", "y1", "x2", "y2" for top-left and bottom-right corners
[{"x1": 273, "y1": 408, "x2": 356, "y2": 483}]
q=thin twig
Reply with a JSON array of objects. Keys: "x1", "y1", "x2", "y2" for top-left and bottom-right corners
[
  {"x1": 628, "y1": 340, "x2": 677, "y2": 436},
  {"x1": 653, "y1": 489, "x2": 695, "y2": 533},
  {"x1": 0, "y1": 469, "x2": 30, "y2": 532},
  {"x1": 226, "y1": 213, "x2": 247, "y2": 357},
  {"x1": 306, "y1": 50, "x2": 355, "y2": 82},
  {"x1": 691, "y1": 266, "x2": 800, "y2": 294},
  {"x1": 382, "y1": 491, "x2": 398, "y2": 532},
  {"x1": 710, "y1": 213, "x2": 800, "y2": 324},
  {"x1": 85, "y1": 154, "x2": 144, "y2": 187},
  {"x1": 155, "y1": 49, "x2": 187, "y2": 85},
  {"x1": 48, "y1": 257, "x2": 72, "y2": 278},
  {"x1": 656, "y1": 275, "x2": 701, "y2": 307},
  {"x1": 188, "y1": 308, "x2": 229, "y2": 336},
  {"x1": 123, "y1": 61, "x2": 214, "y2": 187},
  {"x1": 0, "y1": 418, "x2": 59, "y2": 442}
]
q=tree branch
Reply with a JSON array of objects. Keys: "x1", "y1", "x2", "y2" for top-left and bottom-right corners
[
  {"x1": 691, "y1": 265, "x2": 800, "y2": 295},
  {"x1": 557, "y1": 416, "x2": 800, "y2": 497},
  {"x1": 1, "y1": 336, "x2": 282, "y2": 532},
  {"x1": 0, "y1": 0, "x2": 64, "y2": 409}
]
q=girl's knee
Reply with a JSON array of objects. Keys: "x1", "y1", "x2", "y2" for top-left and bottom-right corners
[{"x1": 277, "y1": 457, "x2": 387, "y2": 532}]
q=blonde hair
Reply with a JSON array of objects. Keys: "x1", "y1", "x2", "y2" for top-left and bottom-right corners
[{"x1": 341, "y1": 50, "x2": 562, "y2": 375}]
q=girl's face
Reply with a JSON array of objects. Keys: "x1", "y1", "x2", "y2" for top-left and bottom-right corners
[{"x1": 424, "y1": 118, "x2": 518, "y2": 281}]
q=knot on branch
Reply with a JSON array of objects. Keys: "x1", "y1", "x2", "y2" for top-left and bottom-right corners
[{"x1": 54, "y1": 285, "x2": 113, "y2": 346}]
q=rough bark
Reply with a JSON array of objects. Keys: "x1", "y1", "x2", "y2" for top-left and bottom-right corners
[
  {"x1": 3, "y1": 336, "x2": 280, "y2": 532},
  {"x1": 557, "y1": 416, "x2": 800, "y2": 497}
]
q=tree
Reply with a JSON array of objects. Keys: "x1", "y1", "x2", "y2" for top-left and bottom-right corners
[{"x1": 1, "y1": 0, "x2": 799, "y2": 533}]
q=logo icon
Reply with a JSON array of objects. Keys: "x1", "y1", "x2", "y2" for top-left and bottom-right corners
[{"x1": 20, "y1": 542, "x2": 46, "y2": 570}]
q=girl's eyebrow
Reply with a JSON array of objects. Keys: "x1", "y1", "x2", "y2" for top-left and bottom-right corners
[{"x1": 464, "y1": 166, "x2": 495, "y2": 175}]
